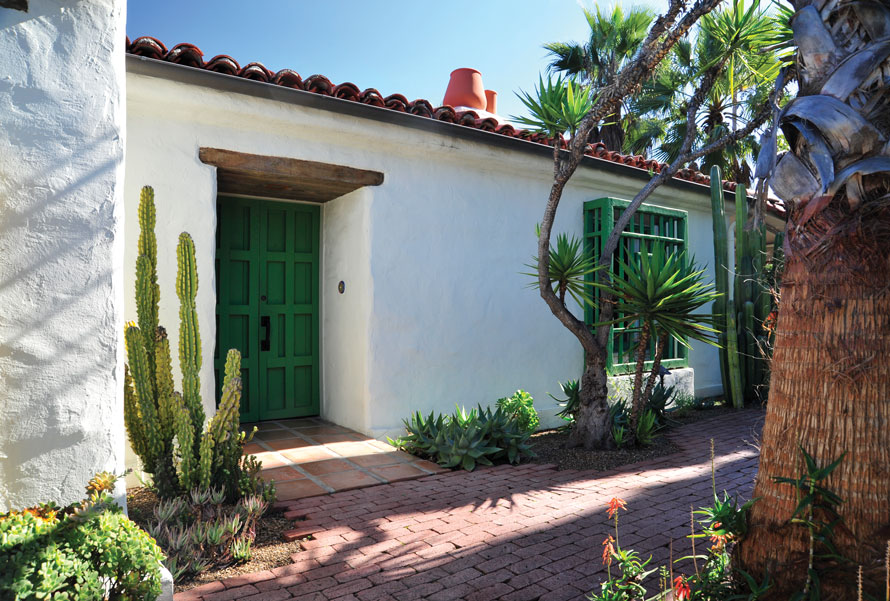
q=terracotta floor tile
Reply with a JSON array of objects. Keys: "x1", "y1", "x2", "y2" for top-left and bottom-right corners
[
  {"x1": 324, "y1": 441, "x2": 382, "y2": 458},
  {"x1": 304, "y1": 433, "x2": 365, "y2": 444},
  {"x1": 252, "y1": 452, "x2": 290, "y2": 469},
  {"x1": 259, "y1": 466, "x2": 305, "y2": 483},
  {"x1": 300, "y1": 458, "x2": 354, "y2": 476},
  {"x1": 274, "y1": 479, "x2": 328, "y2": 501},
  {"x1": 281, "y1": 446, "x2": 339, "y2": 464},
  {"x1": 318, "y1": 470, "x2": 384, "y2": 492},
  {"x1": 411, "y1": 459, "x2": 449, "y2": 474},
  {"x1": 348, "y1": 450, "x2": 416, "y2": 467},
  {"x1": 243, "y1": 442, "x2": 267, "y2": 455},
  {"x1": 263, "y1": 437, "x2": 314, "y2": 451},
  {"x1": 243, "y1": 421, "x2": 284, "y2": 432},
  {"x1": 369, "y1": 463, "x2": 427, "y2": 483},
  {"x1": 254, "y1": 430, "x2": 302, "y2": 442},
  {"x1": 298, "y1": 426, "x2": 351, "y2": 435},
  {"x1": 367, "y1": 439, "x2": 398, "y2": 452},
  {"x1": 277, "y1": 418, "x2": 322, "y2": 429}
]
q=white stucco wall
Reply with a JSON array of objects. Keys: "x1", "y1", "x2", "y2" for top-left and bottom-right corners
[
  {"x1": 0, "y1": 0, "x2": 126, "y2": 511},
  {"x1": 124, "y1": 67, "x2": 725, "y2": 443}
]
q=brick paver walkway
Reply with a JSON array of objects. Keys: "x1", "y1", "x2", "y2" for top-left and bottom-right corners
[{"x1": 180, "y1": 409, "x2": 764, "y2": 601}]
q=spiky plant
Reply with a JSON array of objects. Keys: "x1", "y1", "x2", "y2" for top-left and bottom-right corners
[
  {"x1": 124, "y1": 186, "x2": 268, "y2": 502},
  {"x1": 595, "y1": 242, "x2": 719, "y2": 432}
]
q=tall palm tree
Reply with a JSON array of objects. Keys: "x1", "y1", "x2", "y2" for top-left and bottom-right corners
[
  {"x1": 543, "y1": 4, "x2": 654, "y2": 151},
  {"x1": 628, "y1": 0, "x2": 781, "y2": 184},
  {"x1": 738, "y1": 0, "x2": 890, "y2": 596}
]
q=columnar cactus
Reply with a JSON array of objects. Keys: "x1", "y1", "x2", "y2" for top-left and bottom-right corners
[
  {"x1": 123, "y1": 186, "x2": 262, "y2": 501},
  {"x1": 176, "y1": 233, "x2": 205, "y2": 456},
  {"x1": 709, "y1": 168, "x2": 775, "y2": 406}
]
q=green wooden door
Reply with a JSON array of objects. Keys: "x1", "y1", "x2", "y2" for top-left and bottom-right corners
[{"x1": 215, "y1": 196, "x2": 320, "y2": 421}]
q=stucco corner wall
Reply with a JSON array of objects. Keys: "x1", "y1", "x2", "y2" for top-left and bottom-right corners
[
  {"x1": 320, "y1": 188, "x2": 372, "y2": 433},
  {"x1": 0, "y1": 0, "x2": 127, "y2": 511}
]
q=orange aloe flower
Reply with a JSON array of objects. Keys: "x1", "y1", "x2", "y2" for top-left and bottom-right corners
[
  {"x1": 606, "y1": 497, "x2": 627, "y2": 519},
  {"x1": 601, "y1": 535, "x2": 615, "y2": 566},
  {"x1": 673, "y1": 575, "x2": 691, "y2": 601}
]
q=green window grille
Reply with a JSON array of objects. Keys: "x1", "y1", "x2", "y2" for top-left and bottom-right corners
[{"x1": 583, "y1": 197, "x2": 689, "y2": 374}]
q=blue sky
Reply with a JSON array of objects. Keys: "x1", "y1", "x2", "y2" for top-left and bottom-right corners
[{"x1": 127, "y1": 0, "x2": 666, "y2": 122}]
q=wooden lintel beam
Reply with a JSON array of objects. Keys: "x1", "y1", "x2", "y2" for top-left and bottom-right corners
[{"x1": 199, "y1": 147, "x2": 384, "y2": 188}]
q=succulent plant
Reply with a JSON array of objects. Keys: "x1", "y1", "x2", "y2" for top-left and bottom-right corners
[
  {"x1": 124, "y1": 186, "x2": 271, "y2": 503},
  {"x1": 390, "y1": 403, "x2": 536, "y2": 471}
]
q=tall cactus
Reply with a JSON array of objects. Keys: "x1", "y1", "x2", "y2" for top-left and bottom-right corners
[
  {"x1": 123, "y1": 185, "x2": 263, "y2": 501},
  {"x1": 709, "y1": 169, "x2": 775, "y2": 407},
  {"x1": 708, "y1": 168, "x2": 732, "y2": 404}
]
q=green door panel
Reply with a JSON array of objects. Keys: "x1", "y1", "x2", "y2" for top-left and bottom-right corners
[{"x1": 215, "y1": 197, "x2": 320, "y2": 421}]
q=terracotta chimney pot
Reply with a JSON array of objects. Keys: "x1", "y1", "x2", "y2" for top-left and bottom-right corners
[
  {"x1": 484, "y1": 90, "x2": 497, "y2": 114},
  {"x1": 443, "y1": 68, "x2": 486, "y2": 110}
]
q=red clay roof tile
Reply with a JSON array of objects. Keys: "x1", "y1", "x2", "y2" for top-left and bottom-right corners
[{"x1": 125, "y1": 36, "x2": 785, "y2": 217}]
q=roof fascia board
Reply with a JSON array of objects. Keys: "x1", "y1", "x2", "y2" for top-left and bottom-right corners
[{"x1": 126, "y1": 54, "x2": 773, "y2": 214}]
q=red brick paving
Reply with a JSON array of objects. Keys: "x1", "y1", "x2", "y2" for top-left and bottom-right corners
[{"x1": 178, "y1": 409, "x2": 763, "y2": 600}]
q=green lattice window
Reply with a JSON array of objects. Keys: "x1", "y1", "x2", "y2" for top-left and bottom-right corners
[{"x1": 584, "y1": 197, "x2": 689, "y2": 374}]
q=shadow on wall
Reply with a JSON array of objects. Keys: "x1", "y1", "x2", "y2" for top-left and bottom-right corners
[{"x1": 0, "y1": 137, "x2": 123, "y2": 511}]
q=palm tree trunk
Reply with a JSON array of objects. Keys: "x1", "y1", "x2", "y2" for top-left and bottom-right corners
[{"x1": 739, "y1": 199, "x2": 890, "y2": 597}]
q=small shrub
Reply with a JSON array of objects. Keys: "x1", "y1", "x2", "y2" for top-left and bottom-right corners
[
  {"x1": 0, "y1": 472, "x2": 164, "y2": 601},
  {"x1": 644, "y1": 383, "x2": 674, "y2": 427},
  {"x1": 549, "y1": 379, "x2": 581, "y2": 423},
  {"x1": 147, "y1": 487, "x2": 268, "y2": 581},
  {"x1": 390, "y1": 404, "x2": 536, "y2": 471},
  {"x1": 634, "y1": 409, "x2": 660, "y2": 446},
  {"x1": 497, "y1": 389, "x2": 539, "y2": 433}
]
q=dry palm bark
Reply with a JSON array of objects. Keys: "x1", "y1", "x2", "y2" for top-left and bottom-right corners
[{"x1": 739, "y1": 1, "x2": 890, "y2": 596}]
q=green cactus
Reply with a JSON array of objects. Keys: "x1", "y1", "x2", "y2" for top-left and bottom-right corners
[
  {"x1": 176, "y1": 233, "x2": 205, "y2": 453},
  {"x1": 708, "y1": 168, "x2": 732, "y2": 405},
  {"x1": 123, "y1": 186, "x2": 268, "y2": 502},
  {"x1": 710, "y1": 169, "x2": 776, "y2": 407}
]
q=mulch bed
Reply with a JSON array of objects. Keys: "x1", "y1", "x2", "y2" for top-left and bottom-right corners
[
  {"x1": 126, "y1": 487, "x2": 306, "y2": 593},
  {"x1": 529, "y1": 404, "x2": 740, "y2": 471}
]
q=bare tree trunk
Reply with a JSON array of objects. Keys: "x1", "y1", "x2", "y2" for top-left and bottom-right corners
[
  {"x1": 642, "y1": 333, "x2": 667, "y2": 404},
  {"x1": 629, "y1": 321, "x2": 652, "y2": 433},
  {"x1": 567, "y1": 353, "x2": 613, "y2": 449},
  {"x1": 739, "y1": 199, "x2": 890, "y2": 598}
]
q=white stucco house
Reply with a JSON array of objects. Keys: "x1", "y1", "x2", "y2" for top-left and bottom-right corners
[{"x1": 0, "y1": 1, "x2": 783, "y2": 509}]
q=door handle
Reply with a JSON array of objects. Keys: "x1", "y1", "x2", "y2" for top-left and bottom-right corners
[{"x1": 260, "y1": 315, "x2": 271, "y2": 351}]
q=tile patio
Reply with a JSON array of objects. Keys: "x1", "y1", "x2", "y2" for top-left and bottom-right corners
[
  {"x1": 243, "y1": 418, "x2": 448, "y2": 501},
  {"x1": 181, "y1": 409, "x2": 764, "y2": 600}
]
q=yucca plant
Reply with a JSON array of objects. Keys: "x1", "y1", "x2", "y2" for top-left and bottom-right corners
[
  {"x1": 513, "y1": 74, "x2": 593, "y2": 138},
  {"x1": 596, "y1": 242, "x2": 720, "y2": 433},
  {"x1": 549, "y1": 378, "x2": 581, "y2": 423},
  {"x1": 524, "y1": 229, "x2": 605, "y2": 309}
]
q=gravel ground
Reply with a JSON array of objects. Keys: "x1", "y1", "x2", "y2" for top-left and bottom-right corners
[
  {"x1": 127, "y1": 487, "x2": 304, "y2": 593},
  {"x1": 529, "y1": 405, "x2": 739, "y2": 471}
]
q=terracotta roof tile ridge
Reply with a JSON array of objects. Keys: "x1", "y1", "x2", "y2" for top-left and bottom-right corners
[{"x1": 125, "y1": 36, "x2": 785, "y2": 218}]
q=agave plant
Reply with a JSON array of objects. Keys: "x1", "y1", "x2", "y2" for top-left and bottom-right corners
[
  {"x1": 596, "y1": 242, "x2": 719, "y2": 430},
  {"x1": 389, "y1": 404, "x2": 535, "y2": 471}
]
